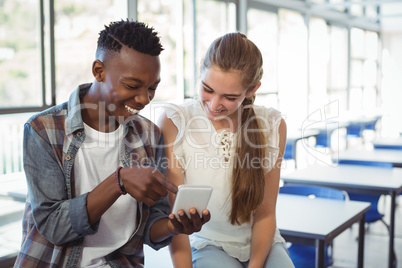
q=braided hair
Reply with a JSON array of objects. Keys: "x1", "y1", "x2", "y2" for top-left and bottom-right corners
[{"x1": 201, "y1": 32, "x2": 265, "y2": 225}]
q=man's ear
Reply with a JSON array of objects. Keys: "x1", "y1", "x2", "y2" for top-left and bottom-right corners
[
  {"x1": 92, "y1": 60, "x2": 104, "y2": 82},
  {"x1": 246, "y1": 81, "x2": 261, "y2": 98}
]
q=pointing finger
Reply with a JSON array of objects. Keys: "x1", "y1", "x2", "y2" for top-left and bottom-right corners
[{"x1": 164, "y1": 179, "x2": 178, "y2": 194}]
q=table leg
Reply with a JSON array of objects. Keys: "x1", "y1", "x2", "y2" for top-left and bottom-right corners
[
  {"x1": 389, "y1": 192, "x2": 397, "y2": 268},
  {"x1": 315, "y1": 240, "x2": 325, "y2": 268},
  {"x1": 358, "y1": 214, "x2": 365, "y2": 268}
]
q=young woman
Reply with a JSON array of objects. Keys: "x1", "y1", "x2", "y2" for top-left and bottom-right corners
[{"x1": 159, "y1": 32, "x2": 294, "y2": 268}]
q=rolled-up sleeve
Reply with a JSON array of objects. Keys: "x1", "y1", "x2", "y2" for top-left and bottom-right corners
[
  {"x1": 24, "y1": 123, "x2": 99, "y2": 246},
  {"x1": 143, "y1": 133, "x2": 173, "y2": 249}
]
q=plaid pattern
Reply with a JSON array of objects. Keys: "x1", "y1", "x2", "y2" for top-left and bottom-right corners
[{"x1": 14, "y1": 84, "x2": 171, "y2": 268}]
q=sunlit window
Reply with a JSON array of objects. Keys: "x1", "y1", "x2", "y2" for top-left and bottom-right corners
[
  {"x1": 277, "y1": 9, "x2": 308, "y2": 129},
  {"x1": 350, "y1": 0, "x2": 364, "y2": 16},
  {"x1": 365, "y1": 31, "x2": 378, "y2": 60},
  {"x1": 308, "y1": 17, "x2": 329, "y2": 112},
  {"x1": 350, "y1": 28, "x2": 379, "y2": 112},
  {"x1": 329, "y1": 26, "x2": 348, "y2": 91},
  {"x1": 54, "y1": 0, "x2": 126, "y2": 104},
  {"x1": 351, "y1": 28, "x2": 365, "y2": 59},
  {"x1": 0, "y1": 0, "x2": 42, "y2": 108},
  {"x1": 194, "y1": 0, "x2": 236, "y2": 96},
  {"x1": 247, "y1": 7, "x2": 279, "y2": 107},
  {"x1": 138, "y1": 0, "x2": 181, "y2": 103},
  {"x1": 365, "y1": 5, "x2": 378, "y2": 20},
  {"x1": 351, "y1": 60, "x2": 363, "y2": 87},
  {"x1": 330, "y1": 0, "x2": 346, "y2": 12}
]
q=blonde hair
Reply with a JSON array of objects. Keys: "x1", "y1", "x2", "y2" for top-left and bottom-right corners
[{"x1": 201, "y1": 32, "x2": 265, "y2": 225}]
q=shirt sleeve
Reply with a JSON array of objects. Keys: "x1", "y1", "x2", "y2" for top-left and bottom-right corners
[
  {"x1": 163, "y1": 103, "x2": 187, "y2": 169},
  {"x1": 143, "y1": 133, "x2": 173, "y2": 250},
  {"x1": 23, "y1": 123, "x2": 98, "y2": 246}
]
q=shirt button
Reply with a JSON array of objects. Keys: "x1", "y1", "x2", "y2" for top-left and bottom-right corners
[
  {"x1": 65, "y1": 155, "x2": 71, "y2": 161},
  {"x1": 77, "y1": 131, "x2": 82, "y2": 137},
  {"x1": 64, "y1": 186, "x2": 67, "y2": 191}
]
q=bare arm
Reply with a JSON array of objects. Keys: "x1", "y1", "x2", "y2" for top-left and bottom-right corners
[
  {"x1": 248, "y1": 119, "x2": 287, "y2": 268},
  {"x1": 158, "y1": 112, "x2": 193, "y2": 268},
  {"x1": 86, "y1": 164, "x2": 177, "y2": 227}
]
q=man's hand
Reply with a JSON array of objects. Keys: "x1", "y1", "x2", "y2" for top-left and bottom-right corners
[
  {"x1": 120, "y1": 165, "x2": 178, "y2": 206},
  {"x1": 168, "y1": 208, "x2": 211, "y2": 235}
]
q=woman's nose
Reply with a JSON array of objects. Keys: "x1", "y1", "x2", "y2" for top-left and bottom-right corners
[{"x1": 210, "y1": 96, "x2": 221, "y2": 111}]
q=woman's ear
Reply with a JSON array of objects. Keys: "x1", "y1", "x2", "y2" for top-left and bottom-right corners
[
  {"x1": 246, "y1": 81, "x2": 261, "y2": 98},
  {"x1": 92, "y1": 60, "x2": 104, "y2": 82}
]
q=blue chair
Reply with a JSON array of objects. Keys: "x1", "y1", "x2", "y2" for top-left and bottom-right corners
[
  {"x1": 337, "y1": 159, "x2": 391, "y2": 232},
  {"x1": 346, "y1": 123, "x2": 364, "y2": 139},
  {"x1": 279, "y1": 184, "x2": 346, "y2": 267},
  {"x1": 284, "y1": 142, "x2": 295, "y2": 160}
]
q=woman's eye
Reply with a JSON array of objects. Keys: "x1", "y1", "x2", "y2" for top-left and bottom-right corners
[
  {"x1": 203, "y1": 87, "x2": 213, "y2": 93},
  {"x1": 226, "y1": 97, "x2": 236, "y2": 101}
]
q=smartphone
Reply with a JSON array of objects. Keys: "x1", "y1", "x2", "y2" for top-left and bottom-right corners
[{"x1": 171, "y1": 185, "x2": 213, "y2": 218}]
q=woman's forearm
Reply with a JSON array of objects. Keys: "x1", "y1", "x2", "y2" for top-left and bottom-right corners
[
  {"x1": 169, "y1": 234, "x2": 193, "y2": 268},
  {"x1": 249, "y1": 216, "x2": 277, "y2": 268}
]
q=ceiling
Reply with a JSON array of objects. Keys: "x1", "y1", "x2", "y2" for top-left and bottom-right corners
[
  {"x1": 255, "y1": 0, "x2": 402, "y2": 33},
  {"x1": 379, "y1": 1, "x2": 402, "y2": 33},
  {"x1": 311, "y1": 0, "x2": 402, "y2": 33}
]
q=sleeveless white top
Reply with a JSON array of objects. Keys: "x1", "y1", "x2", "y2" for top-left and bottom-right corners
[{"x1": 164, "y1": 99, "x2": 285, "y2": 262}]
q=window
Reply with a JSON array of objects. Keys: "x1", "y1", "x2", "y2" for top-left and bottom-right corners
[
  {"x1": 0, "y1": 0, "x2": 42, "y2": 109},
  {"x1": 328, "y1": 25, "x2": 348, "y2": 111},
  {"x1": 194, "y1": 0, "x2": 236, "y2": 97},
  {"x1": 308, "y1": 17, "x2": 330, "y2": 112},
  {"x1": 54, "y1": 0, "x2": 127, "y2": 104},
  {"x1": 247, "y1": 6, "x2": 279, "y2": 108},
  {"x1": 277, "y1": 9, "x2": 308, "y2": 129},
  {"x1": 350, "y1": 28, "x2": 379, "y2": 112}
]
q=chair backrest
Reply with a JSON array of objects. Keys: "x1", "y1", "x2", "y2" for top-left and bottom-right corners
[
  {"x1": 279, "y1": 184, "x2": 346, "y2": 200},
  {"x1": 373, "y1": 144, "x2": 402, "y2": 150},
  {"x1": 338, "y1": 159, "x2": 393, "y2": 168}
]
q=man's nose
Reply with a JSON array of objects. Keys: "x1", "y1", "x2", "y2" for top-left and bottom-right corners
[{"x1": 135, "y1": 90, "x2": 151, "y2": 106}]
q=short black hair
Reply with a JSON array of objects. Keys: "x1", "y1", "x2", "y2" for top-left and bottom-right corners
[{"x1": 96, "y1": 19, "x2": 163, "y2": 57}]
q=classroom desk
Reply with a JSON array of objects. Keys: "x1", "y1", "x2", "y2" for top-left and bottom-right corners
[
  {"x1": 280, "y1": 164, "x2": 402, "y2": 268},
  {"x1": 335, "y1": 148, "x2": 402, "y2": 167},
  {"x1": 277, "y1": 194, "x2": 370, "y2": 268},
  {"x1": 373, "y1": 137, "x2": 402, "y2": 150}
]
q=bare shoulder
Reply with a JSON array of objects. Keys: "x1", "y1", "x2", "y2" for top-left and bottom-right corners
[
  {"x1": 278, "y1": 118, "x2": 287, "y2": 139},
  {"x1": 157, "y1": 112, "x2": 178, "y2": 145}
]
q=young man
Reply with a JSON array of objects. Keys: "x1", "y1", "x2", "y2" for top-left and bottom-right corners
[{"x1": 14, "y1": 20, "x2": 209, "y2": 267}]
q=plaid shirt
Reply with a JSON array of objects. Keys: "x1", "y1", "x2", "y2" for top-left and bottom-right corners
[{"x1": 14, "y1": 84, "x2": 172, "y2": 268}]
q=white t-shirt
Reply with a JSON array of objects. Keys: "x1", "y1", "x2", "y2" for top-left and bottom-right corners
[
  {"x1": 164, "y1": 99, "x2": 285, "y2": 262},
  {"x1": 74, "y1": 123, "x2": 137, "y2": 267}
]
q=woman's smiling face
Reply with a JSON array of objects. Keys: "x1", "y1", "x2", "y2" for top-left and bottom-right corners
[{"x1": 199, "y1": 66, "x2": 248, "y2": 124}]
